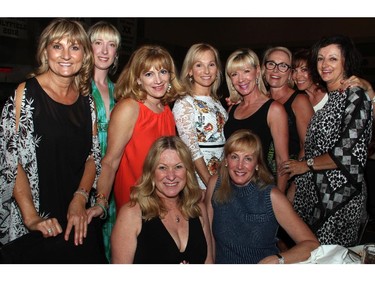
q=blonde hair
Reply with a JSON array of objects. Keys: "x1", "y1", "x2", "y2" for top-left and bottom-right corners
[
  {"x1": 31, "y1": 18, "x2": 94, "y2": 96},
  {"x1": 114, "y1": 44, "x2": 185, "y2": 103},
  {"x1": 87, "y1": 21, "x2": 121, "y2": 75},
  {"x1": 261, "y1": 46, "x2": 294, "y2": 89},
  {"x1": 225, "y1": 48, "x2": 268, "y2": 103},
  {"x1": 214, "y1": 129, "x2": 274, "y2": 203},
  {"x1": 129, "y1": 136, "x2": 203, "y2": 220},
  {"x1": 180, "y1": 43, "x2": 222, "y2": 100}
]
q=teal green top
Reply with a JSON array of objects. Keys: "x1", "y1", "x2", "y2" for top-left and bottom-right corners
[{"x1": 91, "y1": 79, "x2": 115, "y2": 156}]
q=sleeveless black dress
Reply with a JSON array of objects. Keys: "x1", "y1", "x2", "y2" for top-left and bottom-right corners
[
  {"x1": 133, "y1": 217, "x2": 207, "y2": 264},
  {"x1": 224, "y1": 99, "x2": 274, "y2": 170},
  {"x1": 22, "y1": 77, "x2": 106, "y2": 263}
]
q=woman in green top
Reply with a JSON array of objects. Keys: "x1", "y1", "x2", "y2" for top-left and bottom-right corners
[{"x1": 87, "y1": 21, "x2": 121, "y2": 263}]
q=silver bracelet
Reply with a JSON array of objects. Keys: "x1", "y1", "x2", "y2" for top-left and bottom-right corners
[{"x1": 74, "y1": 190, "x2": 89, "y2": 203}]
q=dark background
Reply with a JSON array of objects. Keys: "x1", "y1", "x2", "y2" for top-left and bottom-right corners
[{"x1": 1, "y1": 17, "x2": 375, "y2": 107}]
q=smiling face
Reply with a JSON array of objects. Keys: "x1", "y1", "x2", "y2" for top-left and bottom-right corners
[
  {"x1": 264, "y1": 50, "x2": 291, "y2": 89},
  {"x1": 154, "y1": 149, "x2": 187, "y2": 199},
  {"x1": 229, "y1": 63, "x2": 260, "y2": 97},
  {"x1": 226, "y1": 150, "x2": 258, "y2": 187},
  {"x1": 317, "y1": 44, "x2": 346, "y2": 90},
  {"x1": 137, "y1": 66, "x2": 171, "y2": 100},
  {"x1": 91, "y1": 37, "x2": 117, "y2": 71},
  {"x1": 189, "y1": 49, "x2": 218, "y2": 90},
  {"x1": 45, "y1": 36, "x2": 84, "y2": 78},
  {"x1": 292, "y1": 59, "x2": 314, "y2": 91}
]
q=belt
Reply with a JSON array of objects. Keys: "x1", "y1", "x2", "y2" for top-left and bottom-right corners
[{"x1": 199, "y1": 144, "x2": 225, "y2": 148}]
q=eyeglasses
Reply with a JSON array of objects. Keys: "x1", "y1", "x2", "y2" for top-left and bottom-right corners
[{"x1": 265, "y1": 61, "x2": 291, "y2": 73}]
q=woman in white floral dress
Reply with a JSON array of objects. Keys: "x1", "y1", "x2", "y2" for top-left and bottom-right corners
[{"x1": 173, "y1": 43, "x2": 227, "y2": 192}]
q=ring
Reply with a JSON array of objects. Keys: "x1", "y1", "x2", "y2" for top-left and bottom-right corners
[{"x1": 47, "y1": 228, "x2": 52, "y2": 234}]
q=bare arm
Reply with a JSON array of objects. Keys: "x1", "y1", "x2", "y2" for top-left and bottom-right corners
[
  {"x1": 111, "y1": 203, "x2": 142, "y2": 263},
  {"x1": 194, "y1": 157, "x2": 211, "y2": 188},
  {"x1": 268, "y1": 101, "x2": 289, "y2": 193},
  {"x1": 292, "y1": 94, "x2": 314, "y2": 159},
  {"x1": 259, "y1": 188, "x2": 319, "y2": 264},
  {"x1": 65, "y1": 155, "x2": 96, "y2": 245},
  {"x1": 13, "y1": 164, "x2": 63, "y2": 238},
  {"x1": 198, "y1": 202, "x2": 214, "y2": 264},
  {"x1": 87, "y1": 98, "x2": 139, "y2": 220},
  {"x1": 204, "y1": 173, "x2": 218, "y2": 262}
]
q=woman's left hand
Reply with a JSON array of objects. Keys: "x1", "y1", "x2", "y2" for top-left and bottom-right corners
[
  {"x1": 280, "y1": 159, "x2": 309, "y2": 178},
  {"x1": 86, "y1": 204, "x2": 105, "y2": 223},
  {"x1": 65, "y1": 195, "x2": 89, "y2": 246}
]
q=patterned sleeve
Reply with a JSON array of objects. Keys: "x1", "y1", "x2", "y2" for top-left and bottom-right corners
[
  {"x1": 0, "y1": 87, "x2": 40, "y2": 243},
  {"x1": 172, "y1": 97, "x2": 203, "y2": 161},
  {"x1": 88, "y1": 95, "x2": 102, "y2": 205},
  {"x1": 328, "y1": 87, "x2": 373, "y2": 187}
]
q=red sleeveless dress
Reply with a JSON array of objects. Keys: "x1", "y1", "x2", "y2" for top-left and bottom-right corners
[{"x1": 113, "y1": 101, "x2": 176, "y2": 210}]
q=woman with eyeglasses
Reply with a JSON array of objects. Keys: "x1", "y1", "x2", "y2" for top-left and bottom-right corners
[
  {"x1": 262, "y1": 46, "x2": 314, "y2": 165},
  {"x1": 262, "y1": 46, "x2": 315, "y2": 251}
]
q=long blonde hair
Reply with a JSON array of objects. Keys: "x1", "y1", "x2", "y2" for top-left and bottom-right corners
[
  {"x1": 114, "y1": 44, "x2": 185, "y2": 103},
  {"x1": 180, "y1": 43, "x2": 222, "y2": 100},
  {"x1": 214, "y1": 129, "x2": 274, "y2": 203},
  {"x1": 129, "y1": 136, "x2": 203, "y2": 220},
  {"x1": 31, "y1": 18, "x2": 94, "y2": 96}
]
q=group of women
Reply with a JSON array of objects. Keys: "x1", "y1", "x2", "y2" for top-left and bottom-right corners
[{"x1": 0, "y1": 18, "x2": 374, "y2": 264}]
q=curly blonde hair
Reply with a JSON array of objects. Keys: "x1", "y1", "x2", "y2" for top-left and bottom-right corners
[{"x1": 129, "y1": 136, "x2": 203, "y2": 221}]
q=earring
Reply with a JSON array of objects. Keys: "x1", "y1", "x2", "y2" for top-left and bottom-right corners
[
  {"x1": 256, "y1": 78, "x2": 259, "y2": 85},
  {"x1": 189, "y1": 75, "x2": 193, "y2": 83},
  {"x1": 225, "y1": 162, "x2": 228, "y2": 167},
  {"x1": 166, "y1": 83, "x2": 172, "y2": 93},
  {"x1": 255, "y1": 165, "x2": 259, "y2": 171}
]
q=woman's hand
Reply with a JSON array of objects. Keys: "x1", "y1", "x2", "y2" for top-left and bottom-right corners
[
  {"x1": 26, "y1": 216, "x2": 63, "y2": 238},
  {"x1": 280, "y1": 159, "x2": 309, "y2": 178},
  {"x1": 341, "y1": 75, "x2": 374, "y2": 98},
  {"x1": 65, "y1": 195, "x2": 89, "y2": 246},
  {"x1": 86, "y1": 204, "x2": 105, "y2": 223}
]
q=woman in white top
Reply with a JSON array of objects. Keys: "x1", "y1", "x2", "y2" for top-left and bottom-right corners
[{"x1": 173, "y1": 43, "x2": 228, "y2": 194}]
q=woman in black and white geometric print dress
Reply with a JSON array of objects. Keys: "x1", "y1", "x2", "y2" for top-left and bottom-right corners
[{"x1": 280, "y1": 35, "x2": 373, "y2": 247}]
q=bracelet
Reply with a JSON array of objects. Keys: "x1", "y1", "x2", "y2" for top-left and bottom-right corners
[
  {"x1": 95, "y1": 192, "x2": 109, "y2": 208},
  {"x1": 95, "y1": 202, "x2": 108, "y2": 220},
  {"x1": 74, "y1": 189, "x2": 89, "y2": 203},
  {"x1": 276, "y1": 253, "x2": 285, "y2": 264}
]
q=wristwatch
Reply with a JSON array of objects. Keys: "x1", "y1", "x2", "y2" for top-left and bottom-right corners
[
  {"x1": 276, "y1": 253, "x2": 285, "y2": 264},
  {"x1": 306, "y1": 158, "x2": 315, "y2": 171}
]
